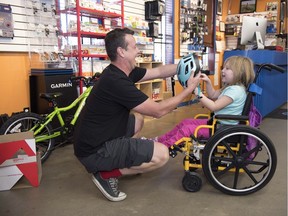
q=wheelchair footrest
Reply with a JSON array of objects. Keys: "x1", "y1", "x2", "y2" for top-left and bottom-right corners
[{"x1": 169, "y1": 144, "x2": 183, "y2": 158}]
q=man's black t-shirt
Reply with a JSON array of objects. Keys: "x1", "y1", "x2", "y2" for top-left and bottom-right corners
[{"x1": 73, "y1": 64, "x2": 149, "y2": 157}]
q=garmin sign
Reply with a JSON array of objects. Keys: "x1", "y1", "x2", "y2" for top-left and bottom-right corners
[
  {"x1": 51, "y1": 82, "x2": 73, "y2": 89},
  {"x1": 30, "y1": 73, "x2": 78, "y2": 114}
]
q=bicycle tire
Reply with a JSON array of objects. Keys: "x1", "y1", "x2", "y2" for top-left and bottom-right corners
[{"x1": 0, "y1": 112, "x2": 55, "y2": 163}]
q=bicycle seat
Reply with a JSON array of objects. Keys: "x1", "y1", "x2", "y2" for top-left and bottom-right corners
[{"x1": 40, "y1": 92, "x2": 63, "y2": 100}]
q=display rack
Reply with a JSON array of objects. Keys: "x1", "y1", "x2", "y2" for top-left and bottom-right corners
[
  {"x1": 136, "y1": 61, "x2": 163, "y2": 69},
  {"x1": 136, "y1": 79, "x2": 164, "y2": 101},
  {"x1": 124, "y1": 15, "x2": 154, "y2": 55},
  {"x1": 179, "y1": 0, "x2": 208, "y2": 55},
  {"x1": 135, "y1": 60, "x2": 164, "y2": 101},
  {"x1": 25, "y1": 0, "x2": 65, "y2": 69},
  {"x1": 56, "y1": 0, "x2": 124, "y2": 93}
]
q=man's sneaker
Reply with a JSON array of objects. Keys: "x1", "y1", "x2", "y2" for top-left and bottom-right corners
[{"x1": 92, "y1": 172, "x2": 127, "y2": 202}]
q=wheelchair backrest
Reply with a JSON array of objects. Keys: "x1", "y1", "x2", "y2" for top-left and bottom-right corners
[{"x1": 241, "y1": 93, "x2": 253, "y2": 116}]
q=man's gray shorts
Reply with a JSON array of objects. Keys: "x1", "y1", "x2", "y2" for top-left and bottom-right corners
[{"x1": 78, "y1": 114, "x2": 154, "y2": 173}]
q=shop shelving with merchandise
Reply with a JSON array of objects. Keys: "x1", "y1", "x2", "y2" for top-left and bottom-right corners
[
  {"x1": 135, "y1": 55, "x2": 164, "y2": 101},
  {"x1": 124, "y1": 15, "x2": 155, "y2": 55},
  {"x1": 224, "y1": 11, "x2": 278, "y2": 50},
  {"x1": 136, "y1": 79, "x2": 164, "y2": 101},
  {"x1": 24, "y1": 0, "x2": 64, "y2": 69},
  {"x1": 124, "y1": 15, "x2": 165, "y2": 101},
  {"x1": 56, "y1": 0, "x2": 124, "y2": 93}
]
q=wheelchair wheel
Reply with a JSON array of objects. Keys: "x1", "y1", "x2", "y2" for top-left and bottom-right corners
[
  {"x1": 182, "y1": 171, "x2": 202, "y2": 192},
  {"x1": 202, "y1": 125, "x2": 277, "y2": 195},
  {"x1": 0, "y1": 112, "x2": 55, "y2": 163}
]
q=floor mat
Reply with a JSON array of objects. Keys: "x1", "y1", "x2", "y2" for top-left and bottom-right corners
[{"x1": 266, "y1": 108, "x2": 288, "y2": 120}]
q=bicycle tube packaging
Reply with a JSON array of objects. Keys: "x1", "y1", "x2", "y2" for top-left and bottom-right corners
[{"x1": 0, "y1": 131, "x2": 42, "y2": 191}]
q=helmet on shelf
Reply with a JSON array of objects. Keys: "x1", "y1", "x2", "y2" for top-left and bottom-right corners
[{"x1": 176, "y1": 53, "x2": 201, "y2": 88}]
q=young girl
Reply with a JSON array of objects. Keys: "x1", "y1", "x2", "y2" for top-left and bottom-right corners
[{"x1": 155, "y1": 56, "x2": 255, "y2": 147}]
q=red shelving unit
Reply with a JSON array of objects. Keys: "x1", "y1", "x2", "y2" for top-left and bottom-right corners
[{"x1": 57, "y1": 0, "x2": 124, "y2": 93}]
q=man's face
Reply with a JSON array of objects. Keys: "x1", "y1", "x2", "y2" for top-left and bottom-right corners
[{"x1": 123, "y1": 34, "x2": 140, "y2": 68}]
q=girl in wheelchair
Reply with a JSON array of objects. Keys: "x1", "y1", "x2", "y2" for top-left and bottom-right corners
[{"x1": 155, "y1": 56, "x2": 255, "y2": 147}]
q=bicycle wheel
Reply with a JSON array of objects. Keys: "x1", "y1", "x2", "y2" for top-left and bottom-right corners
[
  {"x1": 202, "y1": 125, "x2": 277, "y2": 195},
  {"x1": 0, "y1": 112, "x2": 55, "y2": 163}
]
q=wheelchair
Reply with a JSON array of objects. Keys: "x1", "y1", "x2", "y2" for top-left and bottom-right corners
[{"x1": 169, "y1": 63, "x2": 284, "y2": 195}]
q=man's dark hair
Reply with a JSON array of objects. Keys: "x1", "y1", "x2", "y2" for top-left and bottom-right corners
[{"x1": 105, "y1": 28, "x2": 134, "y2": 61}]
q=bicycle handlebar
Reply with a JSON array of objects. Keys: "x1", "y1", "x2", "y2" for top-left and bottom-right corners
[{"x1": 70, "y1": 72, "x2": 101, "y2": 87}]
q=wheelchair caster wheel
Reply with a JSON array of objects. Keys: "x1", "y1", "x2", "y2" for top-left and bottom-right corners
[{"x1": 182, "y1": 172, "x2": 202, "y2": 192}]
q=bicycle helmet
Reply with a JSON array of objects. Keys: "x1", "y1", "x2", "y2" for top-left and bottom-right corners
[{"x1": 177, "y1": 53, "x2": 201, "y2": 88}]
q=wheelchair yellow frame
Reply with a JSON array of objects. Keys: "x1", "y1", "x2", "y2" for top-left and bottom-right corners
[{"x1": 170, "y1": 114, "x2": 250, "y2": 173}]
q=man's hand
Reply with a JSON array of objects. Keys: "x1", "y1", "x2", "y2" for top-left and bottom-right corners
[{"x1": 187, "y1": 71, "x2": 201, "y2": 91}]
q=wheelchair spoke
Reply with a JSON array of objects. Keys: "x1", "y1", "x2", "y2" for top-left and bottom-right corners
[
  {"x1": 245, "y1": 159, "x2": 269, "y2": 167},
  {"x1": 243, "y1": 143, "x2": 262, "y2": 160},
  {"x1": 221, "y1": 140, "x2": 237, "y2": 158},
  {"x1": 242, "y1": 165, "x2": 258, "y2": 184},
  {"x1": 233, "y1": 167, "x2": 240, "y2": 189},
  {"x1": 238, "y1": 135, "x2": 246, "y2": 154},
  {"x1": 214, "y1": 163, "x2": 235, "y2": 177}
]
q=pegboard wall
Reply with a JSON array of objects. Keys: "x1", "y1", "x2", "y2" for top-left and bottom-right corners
[
  {"x1": 0, "y1": 0, "x2": 58, "y2": 52},
  {"x1": 0, "y1": 0, "x2": 157, "y2": 53}
]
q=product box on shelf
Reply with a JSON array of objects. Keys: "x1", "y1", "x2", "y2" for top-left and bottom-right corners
[{"x1": 0, "y1": 131, "x2": 42, "y2": 191}]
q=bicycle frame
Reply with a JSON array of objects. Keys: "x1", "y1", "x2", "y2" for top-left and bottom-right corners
[{"x1": 32, "y1": 85, "x2": 93, "y2": 143}]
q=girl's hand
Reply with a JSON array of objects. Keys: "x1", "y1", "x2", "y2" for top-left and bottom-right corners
[{"x1": 200, "y1": 73, "x2": 211, "y2": 83}]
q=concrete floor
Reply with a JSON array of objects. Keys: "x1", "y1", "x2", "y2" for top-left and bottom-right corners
[{"x1": 0, "y1": 104, "x2": 287, "y2": 216}]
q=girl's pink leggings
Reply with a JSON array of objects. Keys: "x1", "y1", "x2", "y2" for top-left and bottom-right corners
[{"x1": 158, "y1": 118, "x2": 210, "y2": 147}]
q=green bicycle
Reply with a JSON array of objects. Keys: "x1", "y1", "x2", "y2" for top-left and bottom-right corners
[{"x1": 0, "y1": 73, "x2": 100, "y2": 163}]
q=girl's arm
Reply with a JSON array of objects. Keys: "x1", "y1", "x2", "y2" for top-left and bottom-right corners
[
  {"x1": 198, "y1": 94, "x2": 233, "y2": 112},
  {"x1": 200, "y1": 74, "x2": 220, "y2": 100}
]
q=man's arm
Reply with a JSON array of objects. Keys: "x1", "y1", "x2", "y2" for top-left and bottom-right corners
[
  {"x1": 140, "y1": 64, "x2": 178, "y2": 82},
  {"x1": 133, "y1": 73, "x2": 201, "y2": 118}
]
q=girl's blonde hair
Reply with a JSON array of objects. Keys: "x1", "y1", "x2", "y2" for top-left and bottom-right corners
[{"x1": 223, "y1": 56, "x2": 255, "y2": 88}]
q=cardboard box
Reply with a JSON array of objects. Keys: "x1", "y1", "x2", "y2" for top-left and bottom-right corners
[{"x1": 0, "y1": 131, "x2": 42, "y2": 191}]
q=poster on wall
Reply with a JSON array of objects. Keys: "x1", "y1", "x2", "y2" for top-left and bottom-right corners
[
  {"x1": 217, "y1": 0, "x2": 223, "y2": 15},
  {"x1": 0, "y1": 3, "x2": 14, "y2": 39},
  {"x1": 240, "y1": 0, "x2": 257, "y2": 13},
  {"x1": 266, "y1": 2, "x2": 278, "y2": 11}
]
